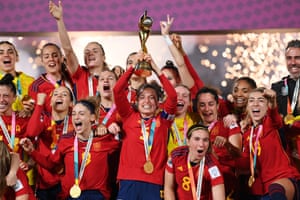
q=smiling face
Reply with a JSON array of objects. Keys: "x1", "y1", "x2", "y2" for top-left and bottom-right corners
[
  {"x1": 187, "y1": 128, "x2": 210, "y2": 163},
  {"x1": 0, "y1": 85, "x2": 15, "y2": 115},
  {"x1": 175, "y1": 85, "x2": 191, "y2": 117},
  {"x1": 84, "y1": 42, "x2": 105, "y2": 69},
  {"x1": 247, "y1": 91, "x2": 268, "y2": 126},
  {"x1": 51, "y1": 86, "x2": 73, "y2": 112},
  {"x1": 137, "y1": 87, "x2": 158, "y2": 118},
  {"x1": 72, "y1": 103, "x2": 95, "y2": 135},
  {"x1": 0, "y1": 42, "x2": 18, "y2": 74},
  {"x1": 41, "y1": 44, "x2": 63, "y2": 75},
  {"x1": 197, "y1": 92, "x2": 218, "y2": 126},
  {"x1": 232, "y1": 80, "x2": 253, "y2": 109},
  {"x1": 285, "y1": 47, "x2": 300, "y2": 80},
  {"x1": 97, "y1": 70, "x2": 117, "y2": 99}
]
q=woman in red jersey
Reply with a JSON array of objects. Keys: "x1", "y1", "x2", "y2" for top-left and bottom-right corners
[
  {"x1": 28, "y1": 43, "x2": 74, "y2": 115},
  {"x1": 0, "y1": 141, "x2": 35, "y2": 200},
  {"x1": 238, "y1": 88, "x2": 300, "y2": 200},
  {"x1": 164, "y1": 124, "x2": 225, "y2": 200},
  {"x1": 21, "y1": 98, "x2": 119, "y2": 200},
  {"x1": 113, "y1": 53, "x2": 177, "y2": 200},
  {"x1": 26, "y1": 86, "x2": 74, "y2": 200},
  {"x1": 49, "y1": 0, "x2": 108, "y2": 100},
  {"x1": 195, "y1": 87, "x2": 242, "y2": 198}
]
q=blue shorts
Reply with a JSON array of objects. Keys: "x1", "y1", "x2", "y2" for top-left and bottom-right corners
[
  {"x1": 36, "y1": 183, "x2": 61, "y2": 200},
  {"x1": 67, "y1": 190, "x2": 105, "y2": 200},
  {"x1": 117, "y1": 180, "x2": 163, "y2": 200}
]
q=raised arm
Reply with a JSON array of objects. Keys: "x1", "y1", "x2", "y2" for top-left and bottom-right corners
[
  {"x1": 113, "y1": 67, "x2": 135, "y2": 119},
  {"x1": 49, "y1": 0, "x2": 79, "y2": 75},
  {"x1": 25, "y1": 93, "x2": 47, "y2": 137},
  {"x1": 264, "y1": 88, "x2": 283, "y2": 128},
  {"x1": 160, "y1": 15, "x2": 194, "y2": 89},
  {"x1": 145, "y1": 53, "x2": 177, "y2": 114}
]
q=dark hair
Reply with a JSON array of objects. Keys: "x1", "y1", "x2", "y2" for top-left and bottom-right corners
[
  {"x1": 62, "y1": 58, "x2": 75, "y2": 90},
  {"x1": 76, "y1": 97, "x2": 100, "y2": 120},
  {"x1": 41, "y1": 42, "x2": 63, "y2": 57},
  {"x1": 0, "y1": 73, "x2": 16, "y2": 95},
  {"x1": 233, "y1": 77, "x2": 257, "y2": 90},
  {"x1": 187, "y1": 123, "x2": 209, "y2": 139},
  {"x1": 136, "y1": 82, "x2": 162, "y2": 102},
  {"x1": 148, "y1": 80, "x2": 165, "y2": 102},
  {"x1": 161, "y1": 60, "x2": 180, "y2": 79},
  {"x1": 286, "y1": 39, "x2": 300, "y2": 50},
  {"x1": 196, "y1": 86, "x2": 219, "y2": 105},
  {"x1": 0, "y1": 41, "x2": 19, "y2": 58}
]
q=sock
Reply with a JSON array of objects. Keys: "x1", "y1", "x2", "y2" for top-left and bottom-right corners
[{"x1": 268, "y1": 183, "x2": 287, "y2": 200}]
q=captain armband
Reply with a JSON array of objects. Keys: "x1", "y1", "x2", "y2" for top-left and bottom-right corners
[
  {"x1": 161, "y1": 110, "x2": 175, "y2": 121},
  {"x1": 229, "y1": 122, "x2": 238, "y2": 129}
]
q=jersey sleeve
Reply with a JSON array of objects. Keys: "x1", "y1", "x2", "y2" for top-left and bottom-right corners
[
  {"x1": 165, "y1": 156, "x2": 175, "y2": 174},
  {"x1": 113, "y1": 67, "x2": 134, "y2": 119},
  {"x1": 207, "y1": 154, "x2": 224, "y2": 186},
  {"x1": 25, "y1": 104, "x2": 47, "y2": 137},
  {"x1": 159, "y1": 74, "x2": 177, "y2": 120}
]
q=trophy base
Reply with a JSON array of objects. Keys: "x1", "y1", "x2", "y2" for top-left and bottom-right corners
[
  {"x1": 134, "y1": 61, "x2": 152, "y2": 77},
  {"x1": 134, "y1": 69, "x2": 152, "y2": 77}
]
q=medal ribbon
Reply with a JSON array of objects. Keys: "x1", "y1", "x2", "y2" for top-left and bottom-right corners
[
  {"x1": 46, "y1": 74, "x2": 60, "y2": 88},
  {"x1": 16, "y1": 76, "x2": 22, "y2": 97},
  {"x1": 51, "y1": 116, "x2": 69, "y2": 152},
  {"x1": 208, "y1": 120, "x2": 217, "y2": 132},
  {"x1": 102, "y1": 104, "x2": 116, "y2": 125},
  {"x1": 187, "y1": 156, "x2": 205, "y2": 200},
  {"x1": 62, "y1": 115, "x2": 70, "y2": 135},
  {"x1": 141, "y1": 118, "x2": 156, "y2": 161},
  {"x1": 172, "y1": 118, "x2": 188, "y2": 146},
  {"x1": 73, "y1": 132, "x2": 93, "y2": 186},
  {"x1": 0, "y1": 112, "x2": 16, "y2": 150},
  {"x1": 88, "y1": 75, "x2": 94, "y2": 96},
  {"x1": 284, "y1": 78, "x2": 299, "y2": 114},
  {"x1": 249, "y1": 125, "x2": 263, "y2": 181},
  {"x1": 127, "y1": 88, "x2": 132, "y2": 102}
]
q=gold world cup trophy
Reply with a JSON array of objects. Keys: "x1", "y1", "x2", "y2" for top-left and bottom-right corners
[{"x1": 135, "y1": 10, "x2": 153, "y2": 77}]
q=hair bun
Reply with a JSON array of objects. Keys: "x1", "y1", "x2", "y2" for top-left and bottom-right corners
[{"x1": 165, "y1": 60, "x2": 174, "y2": 67}]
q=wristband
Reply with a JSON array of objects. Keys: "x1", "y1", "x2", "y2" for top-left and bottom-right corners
[{"x1": 163, "y1": 35, "x2": 173, "y2": 46}]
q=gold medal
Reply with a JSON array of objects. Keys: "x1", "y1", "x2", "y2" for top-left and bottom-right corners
[
  {"x1": 70, "y1": 184, "x2": 81, "y2": 198},
  {"x1": 248, "y1": 175, "x2": 255, "y2": 187},
  {"x1": 284, "y1": 114, "x2": 294, "y2": 125},
  {"x1": 143, "y1": 160, "x2": 154, "y2": 174}
]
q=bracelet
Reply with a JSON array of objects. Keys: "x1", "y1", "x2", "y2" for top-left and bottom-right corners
[{"x1": 163, "y1": 35, "x2": 173, "y2": 46}]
